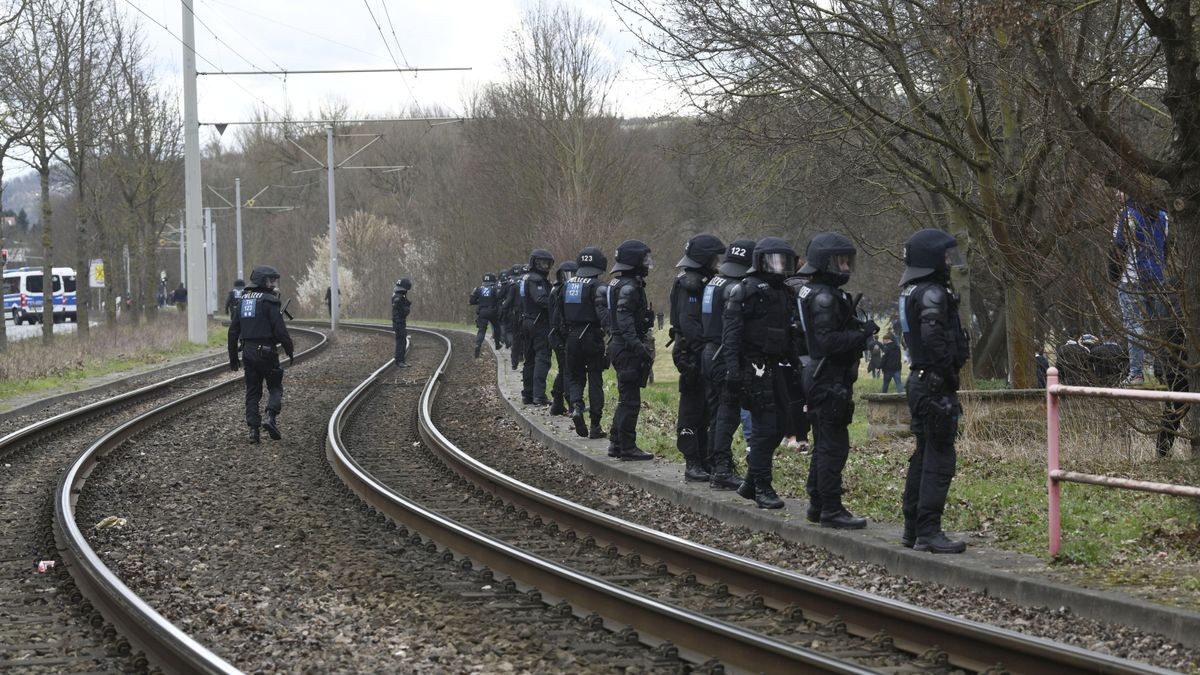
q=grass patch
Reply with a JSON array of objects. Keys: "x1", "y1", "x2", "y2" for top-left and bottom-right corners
[{"x1": 0, "y1": 316, "x2": 224, "y2": 408}]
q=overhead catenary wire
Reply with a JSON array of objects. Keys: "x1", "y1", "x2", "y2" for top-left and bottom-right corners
[
  {"x1": 195, "y1": 0, "x2": 288, "y2": 74},
  {"x1": 179, "y1": 0, "x2": 283, "y2": 81},
  {"x1": 361, "y1": 0, "x2": 424, "y2": 121},
  {"x1": 204, "y1": 0, "x2": 387, "y2": 61},
  {"x1": 117, "y1": 0, "x2": 286, "y2": 121}
]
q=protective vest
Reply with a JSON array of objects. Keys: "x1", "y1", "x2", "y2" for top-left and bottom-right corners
[
  {"x1": 669, "y1": 268, "x2": 708, "y2": 342},
  {"x1": 899, "y1": 280, "x2": 967, "y2": 371},
  {"x1": 474, "y1": 283, "x2": 498, "y2": 310},
  {"x1": 237, "y1": 290, "x2": 281, "y2": 341},
  {"x1": 520, "y1": 273, "x2": 550, "y2": 319},
  {"x1": 701, "y1": 275, "x2": 735, "y2": 343},
  {"x1": 563, "y1": 276, "x2": 600, "y2": 325},
  {"x1": 739, "y1": 276, "x2": 791, "y2": 358},
  {"x1": 392, "y1": 292, "x2": 411, "y2": 324},
  {"x1": 798, "y1": 282, "x2": 854, "y2": 360}
]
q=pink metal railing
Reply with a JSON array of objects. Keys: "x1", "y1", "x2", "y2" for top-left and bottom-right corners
[{"x1": 1045, "y1": 367, "x2": 1200, "y2": 556}]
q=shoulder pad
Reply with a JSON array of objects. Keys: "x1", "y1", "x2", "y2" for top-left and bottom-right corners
[
  {"x1": 676, "y1": 269, "x2": 707, "y2": 292},
  {"x1": 918, "y1": 284, "x2": 948, "y2": 310},
  {"x1": 811, "y1": 288, "x2": 836, "y2": 309},
  {"x1": 726, "y1": 280, "x2": 748, "y2": 302},
  {"x1": 617, "y1": 282, "x2": 638, "y2": 300}
]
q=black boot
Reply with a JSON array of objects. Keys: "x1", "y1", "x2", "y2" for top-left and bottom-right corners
[
  {"x1": 550, "y1": 396, "x2": 567, "y2": 416},
  {"x1": 708, "y1": 458, "x2": 742, "y2": 490},
  {"x1": 533, "y1": 396, "x2": 551, "y2": 406},
  {"x1": 262, "y1": 412, "x2": 281, "y2": 440},
  {"x1": 474, "y1": 344, "x2": 482, "y2": 358},
  {"x1": 753, "y1": 475, "x2": 784, "y2": 509},
  {"x1": 248, "y1": 426, "x2": 260, "y2": 444},
  {"x1": 901, "y1": 523, "x2": 916, "y2": 548},
  {"x1": 913, "y1": 531, "x2": 966, "y2": 554},
  {"x1": 571, "y1": 404, "x2": 588, "y2": 437},
  {"x1": 607, "y1": 439, "x2": 621, "y2": 457},
  {"x1": 736, "y1": 478, "x2": 756, "y2": 501},
  {"x1": 683, "y1": 460, "x2": 710, "y2": 482},
  {"x1": 820, "y1": 508, "x2": 867, "y2": 529},
  {"x1": 805, "y1": 502, "x2": 821, "y2": 524},
  {"x1": 619, "y1": 447, "x2": 653, "y2": 461},
  {"x1": 589, "y1": 425, "x2": 607, "y2": 440}
]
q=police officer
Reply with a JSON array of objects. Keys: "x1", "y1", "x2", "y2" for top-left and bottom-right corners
[
  {"x1": 502, "y1": 263, "x2": 526, "y2": 370},
  {"x1": 898, "y1": 229, "x2": 968, "y2": 553},
  {"x1": 723, "y1": 237, "x2": 798, "y2": 508},
  {"x1": 392, "y1": 278, "x2": 412, "y2": 367},
  {"x1": 224, "y1": 278, "x2": 245, "y2": 318},
  {"x1": 564, "y1": 246, "x2": 610, "y2": 439},
  {"x1": 798, "y1": 232, "x2": 876, "y2": 527},
  {"x1": 702, "y1": 239, "x2": 755, "y2": 489},
  {"x1": 548, "y1": 260, "x2": 578, "y2": 414},
  {"x1": 671, "y1": 233, "x2": 725, "y2": 482},
  {"x1": 520, "y1": 250, "x2": 555, "y2": 405},
  {"x1": 470, "y1": 272, "x2": 502, "y2": 358},
  {"x1": 228, "y1": 265, "x2": 294, "y2": 443},
  {"x1": 496, "y1": 270, "x2": 512, "y2": 348},
  {"x1": 607, "y1": 240, "x2": 655, "y2": 460}
]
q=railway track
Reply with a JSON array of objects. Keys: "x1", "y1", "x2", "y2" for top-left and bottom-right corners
[
  {"x1": 0, "y1": 327, "x2": 326, "y2": 673},
  {"x1": 330, "y1": 325, "x2": 1175, "y2": 675}
]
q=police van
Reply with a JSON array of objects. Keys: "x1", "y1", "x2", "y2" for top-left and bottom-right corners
[{"x1": 3, "y1": 266, "x2": 78, "y2": 324}]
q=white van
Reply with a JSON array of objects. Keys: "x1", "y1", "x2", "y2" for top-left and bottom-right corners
[{"x1": 3, "y1": 266, "x2": 78, "y2": 324}]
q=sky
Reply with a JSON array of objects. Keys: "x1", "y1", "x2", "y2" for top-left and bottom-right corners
[{"x1": 121, "y1": 0, "x2": 681, "y2": 148}]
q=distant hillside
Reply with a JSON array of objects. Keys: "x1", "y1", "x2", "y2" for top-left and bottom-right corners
[{"x1": 1, "y1": 169, "x2": 74, "y2": 225}]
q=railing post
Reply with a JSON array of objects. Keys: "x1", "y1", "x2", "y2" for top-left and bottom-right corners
[{"x1": 1047, "y1": 367, "x2": 1061, "y2": 557}]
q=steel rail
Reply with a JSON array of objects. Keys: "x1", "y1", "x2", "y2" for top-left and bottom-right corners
[
  {"x1": 53, "y1": 327, "x2": 328, "y2": 675},
  {"x1": 327, "y1": 326, "x2": 874, "y2": 674},
  {"x1": 388, "y1": 325, "x2": 1167, "y2": 675}
]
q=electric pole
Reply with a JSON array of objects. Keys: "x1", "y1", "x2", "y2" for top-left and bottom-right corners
[
  {"x1": 181, "y1": 0, "x2": 207, "y2": 343},
  {"x1": 326, "y1": 125, "x2": 339, "y2": 328},
  {"x1": 234, "y1": 178, "x2": 244, "y2": 280}
]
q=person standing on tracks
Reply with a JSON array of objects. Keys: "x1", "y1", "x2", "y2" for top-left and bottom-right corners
[
  {"x1": 606, "y1": 240, "x2": 655, "y2": 461},
  {"x1": 392, "y1": 278, "x2": 412, "y2": 368},
  {"x1": 798, "y1": 233, "x2": 876, "y2": 526},
  {"x1": 898, "y1": 229, "x2": 969, "y2": 553},
  {"x1": 520, "y1": 250, "x2": 555, "y2": 405},
  {"x1": 563, "y1": 246, "x2": 610, "y2": 440},
  {"x1": 723, "y1": 237, "x2": 799, "y2": 509},
  {"x1": 228, "y1": 265, "x2": 294, "y2": 444},
  {"x1": 470, "y1": 272, "x2": 502, "y2": 358},
  {"x1": 548, "y1": 260, "x2": 578, "y2": 415},
  {"x1": 670, "y1": 233, "x2": 725, "y2": 483},
  {"x1": 702, "y1": 239, "x2": 755, "y2": 490}
]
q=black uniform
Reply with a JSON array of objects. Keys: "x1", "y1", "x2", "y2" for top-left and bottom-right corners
[
  {"x1": 671, "y1": 266, "x2": 716, "y2": 478},
  {"x1": 563, "y1": 247, "x2": 609, "y2": 439},
  {"x1": 799, "y1": 280, "x2": 867, "y2": 519},
  {"x1": 224, "y1": 280, "x2": 245, "y2": 318},
  {"x1": 502, "y1": 265, "x2": 525, "y2": 369},
  {"x1": 898, "y1": 228, "x2": 969, "y2": 553},
  {"x1": 520, "y1": 258, "x2": 553, "y2": 404},
  {"x1": 548, "y1": 261, "x2": 578, "y2": 414},
  {"x1": 606, "y1": 240, "x2": 654, "y2": 460},
  {"x1": 392, "y1": 280, "x2": 412, "y2": 365},
  {"x1": 470, "y1": 276, "x2": 501, "y2": 354},
  {"x1": 228, "y1": 266, "x2": 294, "y2": 442},
  {"x1": 724, "y1": 245, "x2": 797, "y2": 509}
]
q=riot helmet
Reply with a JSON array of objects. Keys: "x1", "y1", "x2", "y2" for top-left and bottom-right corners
[
  {"x1": 676, "y1": 233, "x2": 724, "y2": 271},
  {"x1": 499, "y1": 271, "x2": 510, "y2": 283},
  {"x1": 395, "y1": 277, "x2": 412, "y2": 293},
  {"x1": 529, "y1": 248, "x2": 554, "y2": 276},
  {"x1": 249, "y1": 265, "x2": 281, "y2": 290},
  {"x1": 611, "y1": 239, "x2": 652, "y2": 275},
  {"x1": 575, "y1": 246, "x2": 608, "y2": 277},
  {"x1": 483, "y1": 272, "x2": 496, "y2": 283},
  {"x1": 233, "y1": 278, "x2": 245, "y2": 289},
  {"x1": 750, "y1": 237, "x2": 798, "y2": 283},
  {"x1": 510, "y1": 264, "x2": 524, "y2": 277},
  {"x1": 798, "y1": 232, "x2": 856, "y2": 285},
  {"x1": 718, "y1": 238, "x2": 756, "y2": 277},
  {"x1": 899, "y1": 229, "x2": 962, "y2": 285},
  {"x1": 556, "y1": 260, "x2": 578, "y2": 284}
]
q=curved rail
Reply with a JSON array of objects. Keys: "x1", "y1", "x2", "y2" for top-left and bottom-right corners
[
  {"x1": 53, "y1": 327, "x2": 328, "y2": 675},
  {"x1": 335, "y1": 324, "x2": 1170, "y2": 675}
]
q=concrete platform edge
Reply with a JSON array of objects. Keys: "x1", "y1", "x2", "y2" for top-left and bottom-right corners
[{"x1": 480, "y1": 339, "x2": 1200, "y2": 650}]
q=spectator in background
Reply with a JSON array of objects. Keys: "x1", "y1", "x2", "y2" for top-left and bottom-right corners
[
  {"x1": 866, "y1": 335, "x2": 882, "y2": 378},
  {"x1": 1111, "y1": 191, "x2": 1169, "y2": 386},
  {"x1": 1035, "y1": 349, "x2": 1049, "y2": 388},
  {"x1": 172, "y1": 283, "x2": 188, "y2": 312},
  {"x1": 324, "y1": 286, "x2": 341, "y2": 316},
  {"x1": 880, "y1": 333, "x2": 902, "y2": 393}
]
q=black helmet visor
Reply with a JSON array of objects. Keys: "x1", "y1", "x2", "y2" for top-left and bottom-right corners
[
  {"x1": 760, "y1": 252, "x2": 795, "y2": 276},
  {"x1": 945, "y1": 246, "x2": 965, "y2": 269}
]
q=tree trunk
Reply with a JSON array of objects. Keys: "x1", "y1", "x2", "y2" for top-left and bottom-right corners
[
  {"x1": 1004, "y1": 280, "x2": 1037, "y2": 389},
  {"x1": 39, "y1": 162, "x2": 53, "y2": 343},
  {"x1": 75, "y1": 206, "x2": 90, "y2": 335}
]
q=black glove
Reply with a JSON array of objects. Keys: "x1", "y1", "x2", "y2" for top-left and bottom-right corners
[
  {"x1": 287, "y1": 352, "x2": 295, "y2": 366},
  {"x1": 725, "y1": 370, "x2": 743, "y2": 396},
  {"x1": 229, "y1": 357, "x2": 240, "y2": 371},
  {"x1": 860, "y1": 319, "x2": 880, "y2": 337}
]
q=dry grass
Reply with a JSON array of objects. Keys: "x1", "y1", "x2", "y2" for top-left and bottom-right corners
[{"x1": 0, "y1": 315, "x2": 220, "y2": 394}]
